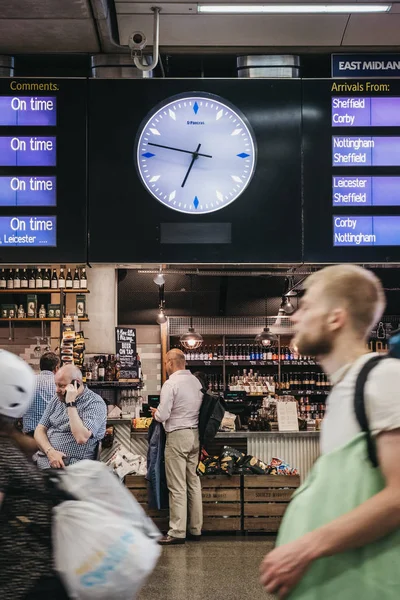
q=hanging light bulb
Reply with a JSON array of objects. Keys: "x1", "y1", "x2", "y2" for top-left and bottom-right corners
[
  {"x1": 281, "y1": 296, "x2": 295, "y2": 315},
  {"x1": 153, "y1": 266, "x2": 165, "y2": 286},
  {"x1": 156, "y1": 308, "x2": 167, "y2": 324},
  {"x1": 180, "y1": 326, "x2": 203, "y2": 350},
  {"x1": 255, "y1": 327, "x2": 278, "y2": 347}
]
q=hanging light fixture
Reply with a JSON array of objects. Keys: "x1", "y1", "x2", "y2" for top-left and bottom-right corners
[
  {"x1": 180, "y1": 275, "x2": 203, "y2": 350},
  {"x1": 156, "y1": 283, "x2": 167, "y2": 324},
  {"x1": 280, "y1": 296, "x2": 296, "y2": 315},
  {"x1": 153, "y1": 265, "x2": 165, "y2": 286},
  {"x1": 255, "y1": 326, "x2": 278, "y2": 347},
  {"x1": 156, "y1": 308, "x2": 167, "y2": 324},
  {"x1": 180, "y1": 322, "x2": 204, "y2": 350},
  {"x1": 255, "y1": 294, "x2": 278, "y2": 347}
]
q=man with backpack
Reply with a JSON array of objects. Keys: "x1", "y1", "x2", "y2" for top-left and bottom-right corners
[
  {"x1": 150, "y1": 349, "x2": 203, "y2": 545},
  {"x1": 260, "y1": 265, "x2": 400, "y2": 599}
]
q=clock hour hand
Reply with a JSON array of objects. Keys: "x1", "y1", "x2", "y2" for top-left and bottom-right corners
[
  {"x1": 148, "y1": 142, "x2": 212, "y2": 159},
  {"x1": 181, "y1": 143, "x2": 201, "y2": 188}
]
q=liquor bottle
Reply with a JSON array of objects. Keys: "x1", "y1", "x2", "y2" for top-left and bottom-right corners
[
  {"x1": 309, "y1": 372, "x2": 316, "y2": 390},
  {"x1": 36, "y1": 268, "x2": 43, "y2": 289},
  {"x1": 224, "y1": 344, "x2": 229, "y2": 361},
  {"x1": 85, "y1": 363, "x2": 92, "y2": 382},
  {"x1": 91, "y1": 358, "x2": 99, "y2": 381},
  {"x1": 66, "y1": 268, "x2": 73, "y2": 289},
  {"x1": 7, "y1": 269, "x2": 14, "y2": 290},
  {"x1": 51, "y1": 269, "x2": 58, "y2": 289},
  {"x1": 218, "y1": 344, "x2": 223, "y2": 360},
  {"x1": 0, "y1": 269, "x2": 6, "y2": 289},
  {"x1": 105, "y1": 355, "x2": 115, "y2": 381},
  {"x1": 38, "y1": 304, "x2": 46, "y2": 318},
  {"x1": 285, "y1": 347, "x2": 290, "y2": 361},
  {"x1": 28, "y1": 269, "x2": 36, "y2": 289},
  {"x1": 21, "y1": 268, "x2": 28, "y2": 289},
  {"x1": 213, "y1": 345, "x2": 218, "y2": 361},
  {"x1": 13, "y1": 268, "x2": 20, "y2": 289},
  {"x1": 80, "y1": 267, "x2": 87, "y2": 289},
  {"x1": 73, "y1": 268, "x2": 80, "y2": 290},
  {"x1": 43, "y1": 268, "x2": 50, "y2": 289},
  {"x1": 115, "y1": 355, "x2": 121, "y2": 381},
  {"x1": 267, "y1": 347, "x2": 273, "y2": 361},
  {"x1": 59, "y1": 268, "x2": 66, "y2": 289},
  {"x1": 98, "y1": 356, "x2": 105, "y2": 381},
  {"x1": 304, "y1": 372, "x2": 310, "y2": 390},
  {"x1": 17, "y1": 304, "x2": 25, "y2": 319},
  {"x1": 233, "y1": 344, "x2": 238, "y2": 360},
  {"x1": 208, "y1": 346, "x2": 213, "y2": 360},
  {"x1": 281, "y1": 347, "x2": 285, "y2": 361}
]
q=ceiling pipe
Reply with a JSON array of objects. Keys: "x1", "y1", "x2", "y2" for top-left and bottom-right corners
[{"x1": 132, "y1": 7, "x2": 161, "y2": 72}]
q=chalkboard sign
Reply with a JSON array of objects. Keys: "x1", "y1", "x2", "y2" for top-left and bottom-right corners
[{"x1": 115, "y1": 327, "x2": 138, "y2": 381}]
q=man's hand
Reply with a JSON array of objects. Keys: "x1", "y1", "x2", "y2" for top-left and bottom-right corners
[
  {"x1": 260, "y1": 538, "x2": 315, "y2": 598},
  {"x1": 47, "y1": 448, "x2": 67, "y2": 469},
  {"x1": 150, "y1": 407, "x2": 157, "y2": 417},
  {"x1": 65, "y1": 381, "x2": 83, "y2": 405}
]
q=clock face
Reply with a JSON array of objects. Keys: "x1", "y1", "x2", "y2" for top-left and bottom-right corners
[{"x1": 135, "y1": 93, "x2": 257, "y2": 214}]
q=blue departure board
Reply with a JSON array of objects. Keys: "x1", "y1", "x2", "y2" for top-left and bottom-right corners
[
  {"x1": 0, "y1": 79, "x2": 87, "y2": 262},
  {"x1": 0, "y1": 96, "x2": 56, "y2": 126},
  {"x1": 303, "y1": 80, "x2": 400, "y2": 262},
  {"x1": 0, "y1": 216, "x2": 56, "y2": 246}
]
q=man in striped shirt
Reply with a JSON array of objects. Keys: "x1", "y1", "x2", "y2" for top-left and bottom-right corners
[{"x1": 23, "y1": 352, "x2": 60, "y2": 437}]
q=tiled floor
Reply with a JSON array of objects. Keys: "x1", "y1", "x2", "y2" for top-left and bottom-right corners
[{"x1": 138, "y1": 536, "x2": 276, "y2": 600}]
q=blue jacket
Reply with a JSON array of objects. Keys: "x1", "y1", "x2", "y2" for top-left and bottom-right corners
[{"x1": 146, "y1": 420, "x2": 169, "y2": 510}]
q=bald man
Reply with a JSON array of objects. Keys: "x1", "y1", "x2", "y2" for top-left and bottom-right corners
[
  {"x1": 151, "y1": 349, "x2": 203, "y2": 545},
  {"x1": 34, "y1": 364, "x2": 107, "y2": 469}
]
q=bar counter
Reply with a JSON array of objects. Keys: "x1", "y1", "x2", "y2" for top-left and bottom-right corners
[{"x1": 105, "y1": 419, "x2": 320, "y2": 481}]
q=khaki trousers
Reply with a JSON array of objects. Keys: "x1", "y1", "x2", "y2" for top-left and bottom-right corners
[{"x1": 165, "y1": 428, "x2": 203, "y2": 539}]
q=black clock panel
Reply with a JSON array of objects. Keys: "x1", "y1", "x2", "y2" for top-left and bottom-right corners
[{"x1": 88, "y1": 79, "x2": 302, "y2": 264}]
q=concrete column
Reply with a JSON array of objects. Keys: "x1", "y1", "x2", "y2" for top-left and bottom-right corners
[{"x1": 85, "y1": 266, "x2": 117, "y2": 353}]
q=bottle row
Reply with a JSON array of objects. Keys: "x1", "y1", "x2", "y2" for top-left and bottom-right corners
[
  {"x1": 84, "y1": 354, "x2": 142, "y2": 383},
  {"x1": 0, "y1": 267, "x2": 88, "y2": 290},
  {"x1": 184, "y1": 344, "x2": 314, "y2": 362},
  {"x1": 277, "y1": 372, "x2": 331, "y2": 392}
]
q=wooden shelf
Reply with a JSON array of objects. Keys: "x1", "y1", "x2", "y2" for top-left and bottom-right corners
[
  {"x1": 0, "y1": 289, "x2": 89, "y2": 294},
  {"x1": 0, "y1": 317, "x2": 90, "y2": 322}
]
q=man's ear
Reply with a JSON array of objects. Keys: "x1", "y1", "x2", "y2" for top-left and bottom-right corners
[{"x1": 327, "y1": 307, "x2": 347, "y2": 332}]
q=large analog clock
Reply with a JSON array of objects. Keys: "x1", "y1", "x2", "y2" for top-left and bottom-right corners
[{"x1": 135, "y1": 92, "x2": 257, "y2": 214}]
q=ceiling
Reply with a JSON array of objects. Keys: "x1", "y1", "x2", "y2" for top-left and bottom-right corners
[{"x1": 1, "y1": 0, "x2": 400, "y2": 54}]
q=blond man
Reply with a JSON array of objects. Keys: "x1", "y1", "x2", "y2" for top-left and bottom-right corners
[
  {"x1": 150, "y1": 349, "x2": 203, "y2": 545},
  {"x1": 261, "y1": 265, "x2": 400, "y2": 598}
]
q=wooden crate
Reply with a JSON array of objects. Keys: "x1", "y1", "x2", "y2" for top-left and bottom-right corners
[
  {"x1": 243, "y1": 475, "x2": 300, "y2": 532},
  {"x1": 124, "y1": 475, "x2": 169, "y2": 531},
  {"x1": 201, "y1": 475, "x2": 241, "y2": 532}
]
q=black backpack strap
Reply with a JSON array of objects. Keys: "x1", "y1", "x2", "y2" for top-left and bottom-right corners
[{"x1": 354, "y1": 355, "x2": 385, "y2": 468}]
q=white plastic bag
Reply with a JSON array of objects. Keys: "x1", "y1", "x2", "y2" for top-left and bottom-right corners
[
  {"x1": 56, "y1": 460, "x2": 159, "y2": 538},
  {"x1": 53, "y1": 500, "x2": 161, "y2": 600}
]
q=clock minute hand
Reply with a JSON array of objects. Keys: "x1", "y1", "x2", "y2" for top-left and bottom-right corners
[{"x1": 148, "y1": 142, "x2": 212, "y2": 159}]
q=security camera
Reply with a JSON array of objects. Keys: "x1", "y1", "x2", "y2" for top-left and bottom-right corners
[{"x1": 129, "y1": 31, "x2": 147, "y2": 51}]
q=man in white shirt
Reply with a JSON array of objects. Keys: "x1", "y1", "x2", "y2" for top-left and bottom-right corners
[
  {"x1": 151, "y1": 348, "x2": 203, "y2": 545},
  {"x1": 260, "y1": 264, "x2": 400, "y2": 597}
]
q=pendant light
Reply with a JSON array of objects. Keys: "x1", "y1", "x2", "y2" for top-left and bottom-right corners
[
  {"x1": 180, "y1": 275, "x2": 203, "y2": 350},
  {"x1": 280, "y1": 296, "x2": 295, "y2": 315},
  {"x1": 180, "y1": 321, "x2": 204, "y2": 350},
  {"x1": 156, "y1": 283, "x2": 167, "y2": 324},
  {"x1": 255, "y1": 295, "x2": 278, "y2": 347}
]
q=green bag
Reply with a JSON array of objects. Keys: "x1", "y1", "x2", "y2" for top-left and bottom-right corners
[{"x1": 277, "y1": 432, "x2": 400, "y2": 599}]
